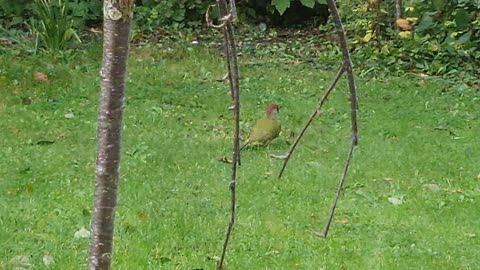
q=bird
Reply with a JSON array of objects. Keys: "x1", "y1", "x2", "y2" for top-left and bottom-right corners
[{"x1": 240, "y1": 103, "x2": 281, "y2": 151}]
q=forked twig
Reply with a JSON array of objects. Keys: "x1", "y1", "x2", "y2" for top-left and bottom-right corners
[
  {"x1": 206, "y1": 5, "x2": 235, "y2": 99},
  {"x1": 277, "y1": 67, "x2": 344, "y2": 178},
  {"x1": 321, "y1": 0, "x2": 358, "y2": 238},
  {"x1": 276, "y1": 0, "x2": 358, "y2": 238}
]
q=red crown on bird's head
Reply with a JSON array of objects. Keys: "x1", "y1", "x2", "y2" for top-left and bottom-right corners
[{"x1": 265, "y1": 103, "x2": 280, "y2": 117}]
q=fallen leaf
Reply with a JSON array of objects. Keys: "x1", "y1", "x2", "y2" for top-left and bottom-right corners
[
  {"x1": 43, "y1": 254, "x2": 55, "y2": 266},
  {"x1": 217, "y1": 156, "x2": 232, "y2": 164},
  {"x1": 265, "y1": 250, "x2": 280, "y2": 255},
  {"x1": 398, "y1": 31, "x2": 412, "y2": 39},
  {"x1": 208, "y1": 255, "x2": 221, "y2": 262},
  {"x1": 418, "y1": 78, "x2": 425, "y2": 86},
  {"x1": 388, "y1": 196, "x2": 404, "y2": 205},
  {"x1": 74, "y1": 227, "x2": 90, "y2": 239},
  {"x1": 423, "y1": 183, "x2": 440, "y2": 192},
  {"x1": 138, "y1": 212, "x2": 146, "y2": 219},
  {"x1": 10, "y1": 255, "x2": 31, "y2": 267},
  {"x1": 396, "y1": 18, "x2": 412, "y2": 30},
  {"x1": 89, "y1": 27, "x2": 103, "y2": 34},
  {"x1": 465, "y1": 233, "x2": 477, "y2": 238},
  {"x1": 362, "y1": 32, "x2": 373, "y2": 42},
  {"x1": 406, "y1": 16, "x2": 418, "y2": 23},
  {"x1": 34, "y1": 71, "x2": 48, "y2": 82},
  {"x1": 334, "y1": 218, "x2": 349, "y2": 224},
  {"x1": 442, "y1": 188, "x2": 464, "y2": 194}
]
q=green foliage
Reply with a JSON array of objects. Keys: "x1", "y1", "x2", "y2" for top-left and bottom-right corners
[
  {"x1": 0, "y1": 26, "x2": 37, "y2": 55},
  {"x1": 272, "y1": 0, "x2": 291, "y2": 15},
  {"x1": 271, "y1": 0, "x2": 327, "y2": 15},
  {"x1": 0, "y1": 0, "x2": 32, "y2": 27},
  {"x1": 29, "y1": 0, "x2": 81, "y2": 53},
  {"x1": 134, "y1": 0, "x2": 209, "y2": 31},
  {"x1": 0, "y1": 0, "x2": 101, "y2": 30},
  {"x1": 65, "y1": 0, "x2": 103, "y2": 29},
  {"x1": 331, "y1": 0, "x2": 480, "y2": 82}
]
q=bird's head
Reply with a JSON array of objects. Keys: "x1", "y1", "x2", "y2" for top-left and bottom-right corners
[{"x1": 265, "y1": 103, "x2": 280, "y2": 118}]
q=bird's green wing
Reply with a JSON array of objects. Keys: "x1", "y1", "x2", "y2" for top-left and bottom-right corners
[{"x1": 248, "y1": 118, "x2": 281, "y2": 144}]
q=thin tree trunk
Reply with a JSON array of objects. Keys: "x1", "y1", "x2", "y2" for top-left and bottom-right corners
[
  {"x1": 216, "y1": 1, "x2": 241, "y2": 269},
  {"x1": 88, "y1": 1, "x2": 135, "y2": 269}
]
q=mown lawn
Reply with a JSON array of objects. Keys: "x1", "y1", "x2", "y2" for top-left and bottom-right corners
[{"x1": 0, "y1": 44, "x2": 479, "y2": 269}]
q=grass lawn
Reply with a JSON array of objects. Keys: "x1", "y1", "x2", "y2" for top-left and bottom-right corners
[{"x1": 0, "y1": 44, "x2": 479, "y2": 269}]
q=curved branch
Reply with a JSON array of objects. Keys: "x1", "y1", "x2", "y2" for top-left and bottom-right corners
[{"x1": 277, "y1": 67, "x2": 344, "y2": 178}]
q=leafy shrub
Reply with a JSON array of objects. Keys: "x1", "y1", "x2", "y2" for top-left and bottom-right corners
[
  {"x1": 0, "y1": 0, "x2": 32, "y2": 27},
  {"x1": 29, "y1": 0, "x2": 80, "y2": 52},
  {"x1": 134, "y1": 0, "x2": 209, "y2": 31},
  {"x1": 66, "y1": 0, "x2": 103, "y2": 29},
  {"x1": 310, "y1": 0, "x2": 479, "y2": 80}
]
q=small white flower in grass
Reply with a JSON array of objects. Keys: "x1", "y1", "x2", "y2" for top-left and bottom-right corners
[
  {"x1": 388, "y1": 196, "x2": 404, "y2": 205},
  {"x1": 74, "y1": 227, "x2": 90, "y2": 238},
  {"x1": 65, "y1": 112, "x2": 74, "y2": 119},
  {"x1": 43, "y1": 254, "x2": 54, "y2": 266}
]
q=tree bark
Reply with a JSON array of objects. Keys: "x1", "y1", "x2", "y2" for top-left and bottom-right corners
[{"x1": 88, "y1": 1, "x2": 135, "y2": 269}]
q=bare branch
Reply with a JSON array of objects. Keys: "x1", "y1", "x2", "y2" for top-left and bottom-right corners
[
  {"x1": 327, "y1": 0, "x2": 359, "y2": 146},
  {"x1": 213, "y1": 0, "x2": 241, "y2": 269},
  {"x1": 318, "y1": 135, "x2": 355, "y2": 238},
  {"x1": 222, "y1": 29, "x2": 235, "y2": 100},
  {"x1": 275, "y1": 0, "x2": 358, "y2": 238},
  {"x1": 319, "y1": 0, "x2": 359, "y2": 238},
  {"x1": 205, "y1": 4, "x2": 216, "y2": 26},
  {"x1": 206, "y1": 4, "x2": 232, "y2": 28},
  {"x1": 215, "y1": 73, "x2": 230, "y2": 82},
  {"x1": 277, "y1": 67, "x2": 344, "y2": 179},
  {"x1": 229, "y1": 0, "x2": 238, "y2": 22}
]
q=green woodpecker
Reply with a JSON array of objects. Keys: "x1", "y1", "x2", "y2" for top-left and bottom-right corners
[{"x1": 240, "y1": 103, "x2": 281, "y2": 151}]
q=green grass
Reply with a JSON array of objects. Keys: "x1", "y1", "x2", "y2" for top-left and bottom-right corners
[{"x1": 0, "y1": 44, "x2": 479, "y2": 269}]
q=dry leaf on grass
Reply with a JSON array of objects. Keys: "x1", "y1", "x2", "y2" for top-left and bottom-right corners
[
  {"x1": 396, "y1": 18, "x2": 412, "y2": 30},
  {"x1": 334, "y1": 218, "x2": 350, "y2": 224},
  {"x1": 34, "y1": 71, "x2": 48, "y2": 82}
]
